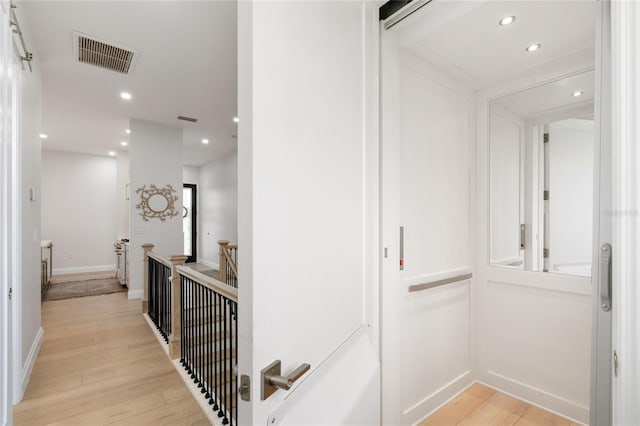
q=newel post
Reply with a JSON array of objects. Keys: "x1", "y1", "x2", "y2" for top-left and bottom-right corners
[
  {"x1": 142, "y1": 243, "x2": 154, "y2": 313},
  {"x1": 218, "y1": 240, "x2": 229, "y2": 282},
  {"x1": 169, "y1": 255, "x2": 188, "y2": 359}
]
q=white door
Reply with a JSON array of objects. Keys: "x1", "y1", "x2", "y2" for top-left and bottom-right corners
[
  {"x1": 590, "y1": 1, "x2": 612, "y2": 424},
  {"x1": 0, "y1": 0, "x2": 15, "y2": 422},
  {"x1": 379, "y1": 26, "x2": 475, "y2": 425},
  {"x1": 237, "y1": 2, "x2": 380, "y2": 424}
]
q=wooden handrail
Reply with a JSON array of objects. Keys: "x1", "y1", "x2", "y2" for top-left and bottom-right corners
[
  {"x1": 147, "y1": 250, "x2": 173, "y2": 269},
  {"x1": 175, "y1": 265, "x2": 238, "y2": 303},
  {"x1": 218, "y1": 240, "x2": 238, "y2": 284}
]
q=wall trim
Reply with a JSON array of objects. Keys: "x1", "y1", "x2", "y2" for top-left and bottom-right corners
[
  {"x1": 407, "y1": 370, "x2": 473, "y2": 425},
  {"x1": 127, "y1": 289, "x2": 143, "y2": 300},
  {"x1": 52, "y1": 264, "x2": 115, "y2": 275},
  {"x1": 482, "y1": 371, "x2": 588, "y2": 424},
  {"x1": 19, "y1": 327, "x2": 44, "y2": 402}
]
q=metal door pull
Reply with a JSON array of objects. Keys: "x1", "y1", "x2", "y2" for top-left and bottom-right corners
[
  {"x1": 261, "y1": 360, "x2": 310, "y2": 400},
  {"x1": 600, "y1": 243, "x2": 612, "y2": 311}
]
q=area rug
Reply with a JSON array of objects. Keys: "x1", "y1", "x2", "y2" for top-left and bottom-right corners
[{"x1": 44, "y1": 277, "x2": 126, "y2": 301}]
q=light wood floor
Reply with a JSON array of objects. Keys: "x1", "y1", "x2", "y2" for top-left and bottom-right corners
[
  {"x1": 13, "y1": 292, "x2": 210, "y2": 426},
  {"x1": 420, "y1": 383, "x2": 582, "y2": 426}
]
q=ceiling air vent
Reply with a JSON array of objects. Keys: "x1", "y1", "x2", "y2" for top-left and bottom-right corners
[
  {"x1": 73, "y1": 31, "x2": 138, "y2": 74},
  {"x1": 177, "y1": 116, "x2": 198, "y2": 123}
]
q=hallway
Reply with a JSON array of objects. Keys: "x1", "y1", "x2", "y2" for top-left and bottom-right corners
[{"x1": 13, "y1": 293, "x2": 209, "y2": 425}]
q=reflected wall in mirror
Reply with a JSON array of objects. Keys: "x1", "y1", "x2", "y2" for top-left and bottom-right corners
[{"x1": 489, "y1": 70, "x2": 594, "y2": 276}]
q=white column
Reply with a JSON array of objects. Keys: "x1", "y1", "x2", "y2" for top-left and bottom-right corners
[{"x1": 128, "y1": 119, "x2": 183, "y2": 300}]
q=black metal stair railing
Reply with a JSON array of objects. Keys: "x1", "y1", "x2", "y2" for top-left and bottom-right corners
[
  {"x1": 180, "y1": 272, "x2": 238, "y2": 425},
  {"x1": 147, "y1": 256, "x2": 171, "y2": 343}
]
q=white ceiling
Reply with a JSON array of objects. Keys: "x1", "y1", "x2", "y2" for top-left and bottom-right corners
[
  {"x1": 20, "y1": 1, "x2": 237, "y2": 166},
  {"x1": 405, "y1": 1, "x2": 596, "y2": 89}
]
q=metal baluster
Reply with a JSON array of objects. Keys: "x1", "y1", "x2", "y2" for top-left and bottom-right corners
[
  {"x1": 213, "y1": 292, "x2": 219, "y2": 412},
  {"x1": 190, "y1": 279, "x2": 196, "y2": 380},
  {"x1": 207, "y1": 287, "x2": 213, "y2": 405},
  {"x1": 234, "y1": 300, "x2": 238, "y2": 426},
  {"x1": 221, "y1": 296, "x2": 228, "y2": 423},
  {"x1": 181, "y1": 276, "x2": 185, "y2": 368}
]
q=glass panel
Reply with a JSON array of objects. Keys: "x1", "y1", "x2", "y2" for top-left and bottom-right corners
[{"x1": 489, "y1": 71, "x2": 595, "y2": 277}]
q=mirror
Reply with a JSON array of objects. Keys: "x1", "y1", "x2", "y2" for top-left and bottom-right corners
[
  {"x1": 148, "y1": 193, "x2": 169, "y2": 213},
  {"x1": 489, "y1": 70, "x2": 595, "y2": 276}
]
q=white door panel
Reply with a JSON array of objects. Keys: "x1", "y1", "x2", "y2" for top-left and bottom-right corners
[{"x1": 238, "y1": 1, "x2": 379, "y2": 424}]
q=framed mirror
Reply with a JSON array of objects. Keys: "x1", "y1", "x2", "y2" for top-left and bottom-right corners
[{"x1": 489, "y1": 70, "x2": 594, "y2": 277}]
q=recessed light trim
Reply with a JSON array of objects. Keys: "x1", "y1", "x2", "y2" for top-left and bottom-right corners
[
  {"x1": 572, "y1": 90, "x2": 583, "y2": 97},
  {"x1": 526, "y1": 43, "x2": 542, "y2": 53},
  {"x1": 120, "y1": 141, "x2": 128, "y2": 146},
  {"x1": 108, "y1": 151, "x2": 116, "y2": 156},
  {"x1": 120, "y1": 92, "x2": 132, "y2": 100},
  {"x1": 39, "y1": 133, "x2": 48, "y2": 139},
  {"x1": 499, "y1": 16, "x2": 516, "y2": 26},
  {"x1": 233, "y1": 117, "x2": 239, "y2": 123},
  {"x1": 125, "y1": 129, "x2": 131, "y2": 134},
  {"x1": 202, "y1": 139, "x2": 209, "y2": 144}
]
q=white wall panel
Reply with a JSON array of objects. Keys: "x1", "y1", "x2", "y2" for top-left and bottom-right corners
[{"x1": 41, "y1": 151, "x2": 117, "y2": 273}]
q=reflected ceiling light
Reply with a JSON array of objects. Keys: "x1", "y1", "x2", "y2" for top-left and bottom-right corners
[
  {"x1": 233, "y1": 117, "x2": 239, "y2": 123},
  {"x1": 120, "y1": 92, "x2": 132, "y2": 100},
  {"x1": 108, "y1": 151, "x2": 116, "y2": 156},
  {"x1": 525, "y1": 43, "x2": 542, "y2": 52},
  {"x1": 125, "y1": 129, "x2": 131, "y2": 134},
  {"x1": 498, "y1": 16, "x2": 516, "y2": 26},
  {"x1": 39, "y1": 133, "x2": 48, "y2": 139},
  {"x1": 202, "y1": 138, "x2": 209, "y2": 144},
  {"x1": 572, "y1": 90, "x2": 583, "y2": 97},
  {"x1": 120, "y1": 141, "x2": 128, "y2": 146}
]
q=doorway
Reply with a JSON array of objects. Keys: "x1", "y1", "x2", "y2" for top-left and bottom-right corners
[
  {"x1": 380, "y1": 1, "x2": 599, "y2": 424},
  {"x1": 183, "y1": 184, "x2": 197, "y2": 263}
]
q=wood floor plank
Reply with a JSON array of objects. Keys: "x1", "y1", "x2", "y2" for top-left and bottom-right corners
[
  {"x1": 13, "y1": 292, "x2": 209, "y2": 426},
  {"x1": 419, "y1": 384, "x2": 496, "y2": 426},
  {"x1": 514, "y1": 406, "x2": 572, "y2": 426},
  {"x1": 457, "y1": 392, "x2": 530, "y2": 426}
]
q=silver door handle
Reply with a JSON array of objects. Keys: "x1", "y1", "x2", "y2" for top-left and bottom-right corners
[
  {"x1": 261, "y1": 360, "x2": 310, "y2": 400},
  {"x1": 600, "y1": 243, "x2": 612, "y2": 311}
]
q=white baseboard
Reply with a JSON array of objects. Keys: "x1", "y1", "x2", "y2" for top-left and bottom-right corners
[
  {"x1": 198, "y1": 259, "x2": 219, "y2": 270},
  {"x1": 20, "y1": 327, "x2": 44, "y2": 401},
  {"x1": 52, "y1": 264, "x2": 116, "y2": 275},
  {"x1": 128, "y1": 289, "x2": 143, "y2": 300},
  {"x1": 481, "y1": 371, "x2": 588, "y2": 424},
  {"x1": 408, "y1": 371, "x2": 473, "y2": 425}
]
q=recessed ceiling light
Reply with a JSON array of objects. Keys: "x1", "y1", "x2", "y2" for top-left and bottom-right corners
[
  {"x1": 108, "y1": 151, "x2": 116, "y2": 156},
  {"x1": 233, "y1": 117, "x2": 239, "y2": 123},
  {"x1": 120, "y1": 141, "x2": 128, "y2": 146},
  {"x1": 125, "y1": 129, "x2": 131, "y2": 134},
  {"x1": 498, "y1": 16, "x2": 516, "y2": 26},
  {"x1": 526, "y1": 43, "x2": 542, "y2": 53},
  {"x1": 572, "y1": 90, "x2": 583, "y2": 97},
  {"x1": 39, "y1": 133, "x2": 48, "y2": 139},
  {"x1": 202, "y1": 139, "x2": 209, "y2": 144},
  {"x1": 120, "y1": 92, "x2": 132, "y2": 100}
]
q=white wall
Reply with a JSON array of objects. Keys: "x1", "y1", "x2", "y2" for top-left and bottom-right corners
[
  {"x1": 381, "y1": 44, "x2": 475, "y2": 425},
  {"x1": 41, "y1": 150, "x2": 117, "y2": 274},
  {"x1": 548, "y1": 119, "x2": 593, "y2": 275},
  {"x1": 198, "y1": 151, "x2": 237, "y2": 267},
  {"x1": 19, "y1": 24, "x2": 43, "y2": 385},
  {"x1": 116, "y1": 151, "x2": 129, "y2": 240},
  {"x1": 129, "y1": 119, "x2": 183, "y2": 300},
  {"x1": 478, "y1": 79, "x2": 593, "y2": 424}
]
